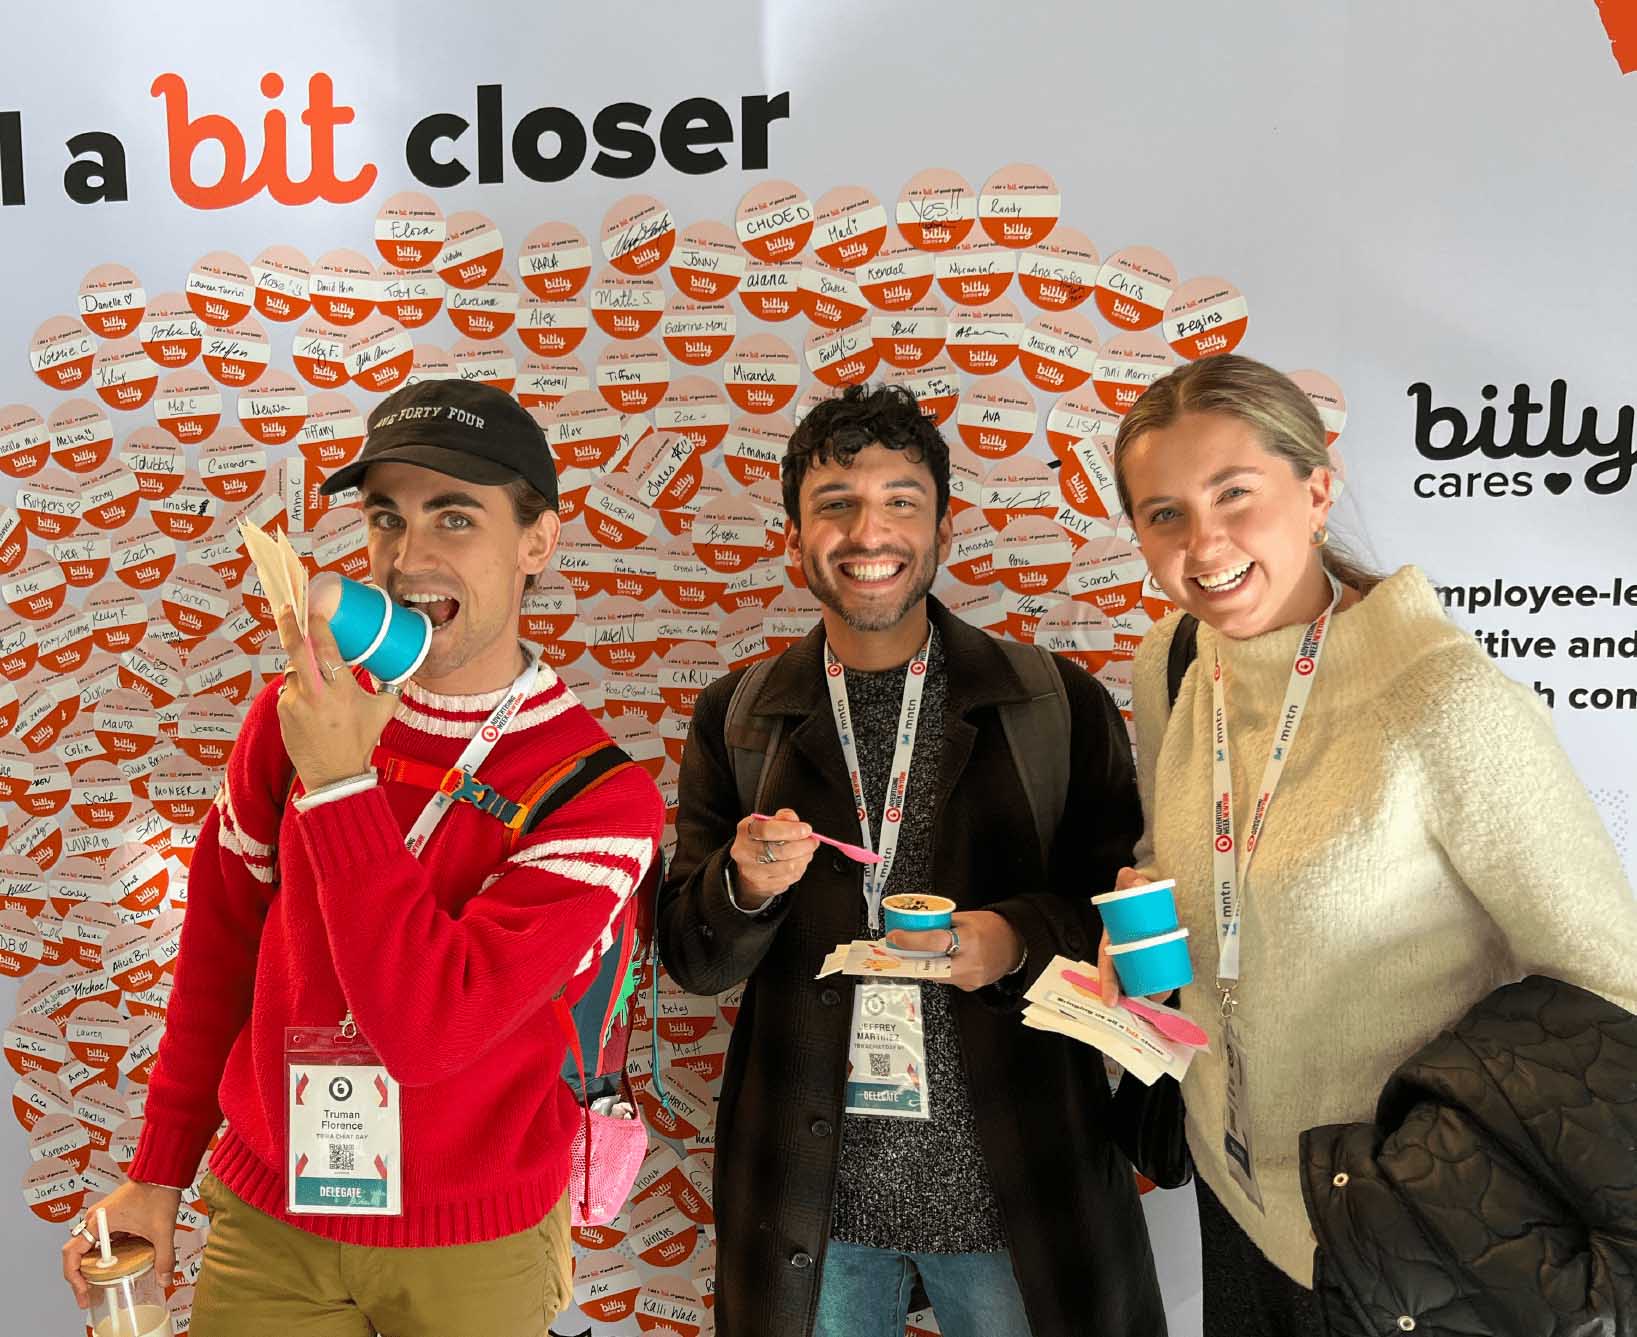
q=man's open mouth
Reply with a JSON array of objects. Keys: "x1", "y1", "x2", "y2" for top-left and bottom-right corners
[{"x1": 398, "y1": 590, "x2": 461, "y2": 629}]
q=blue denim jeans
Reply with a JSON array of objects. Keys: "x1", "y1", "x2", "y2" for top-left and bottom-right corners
[{"x1": 813, "y1": 1240, "x2": 1034, "y2": 1337}]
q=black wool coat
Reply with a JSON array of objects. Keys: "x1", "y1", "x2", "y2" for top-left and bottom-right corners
[{"x1": 658, "y1": 600, "x2": 1168, "y2": 1337}]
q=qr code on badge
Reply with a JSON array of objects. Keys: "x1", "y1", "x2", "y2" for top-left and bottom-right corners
[
  {"x1": 869, "y1": 1053, "x2": 891, "y2": 1078},
  {"x1": 329, "y1": 1143, "x2": 355, "y2": 1173}
]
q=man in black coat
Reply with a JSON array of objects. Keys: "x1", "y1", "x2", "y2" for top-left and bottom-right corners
[{"x1": 658, "y1": 383, "x2": 1167, "y2": 1337}]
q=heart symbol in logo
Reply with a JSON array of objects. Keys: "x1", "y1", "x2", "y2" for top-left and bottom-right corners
[{"x1": 1544, "y1": 473, "x2": 1572, "y2": 495}]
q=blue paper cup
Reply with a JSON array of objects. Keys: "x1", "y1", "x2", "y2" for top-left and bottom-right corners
[
  {"x1": 313, "y1": 572, "x2": 432, "y2": 686},
  {"x1": 882, "y1": 894, "x2": 955, "y2": 934},
  {"x1": 1092, "y1": 879, "x2": 1179, "y2": 945},
  {"x1": 1105, "y1": 927, "x2": 1193, "y2": 997}
]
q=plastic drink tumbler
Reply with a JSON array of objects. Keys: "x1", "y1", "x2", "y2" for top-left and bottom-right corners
[
  {"x1": 309, "y1": 571, "x2": 432, "y2": 685},
  {"x1": 81, "y1": 1234, "x2": 169, "y2": 1337}
]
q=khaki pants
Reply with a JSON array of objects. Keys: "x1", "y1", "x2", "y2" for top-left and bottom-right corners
[{"x1": 191, "y1": 1174, "x2": 573, "y2": 1337}]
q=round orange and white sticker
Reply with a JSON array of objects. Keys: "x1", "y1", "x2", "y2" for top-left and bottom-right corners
[
  {"x1": 722, "y1": 335, "x2": 799, "y2": 415},
  {"x1": 623, "y1": 430, "x2": 702, "y2": 512},
  {"x1": 91, "y1": 339, "x2": 159, "y2": 412},
  {"x1": 812, "y1": 185, "x2": 888, "y2": 269},
  {"x1": 92, "y1": 687, "x2": 159, "y2": 760},
  {"x1": 447, "y1": 271, "x2": 520, "y2": 341},
  {"x1": 947, "y1": 508, "x2": 998, "y2": 585},
  {"x1": 0, "y1": 508, "x2": 26, "y2": 576},
  {"x1": 160, "y1": 564, "x2": 230, "y2": 640},
  {"x1": 437, "y1": 212, "x2": 505, "y2": 290},
  {"x1": 111, "y1": 524, "x2": 177, "y2": 592},
  {"x1": 597, "y1": 340, "x2": 671, "y2": 415},
  {"x1": 1094, "y1": 247, "x2": 1177, "y2": 331},
  {"x1": 736, "y1": 181, "x2": 813, "y2": 262},
  {"x1": 955, "y1": 377, "x2": 1037, "y2": 462},
  {"x1": 870, "y1": 299, "x2": 947, "y2": 371},
  {"x1": 0, "y1": 405, "x2": 49, "y2": 480},
  {"x1": 602, "y1": 195, "x2": 677, "y2": 276},
  {"x1": 661, "y1": 297, "x2": 735, "y2": 367},
  {"x1": 236, "y1": 370, "x2": 308, "y2": 448},
  {"x1": 691, "y1": 496, "x2": 765, "y2": 574},
  {"x1": 935, "y1": 240, "x2": 1016, "y2": 306},
  {"x1": 516, "y1": 353, "x2": 587, "y2": 409},
  {"x1": 148, "y1": 471, "x2": 219, "y2": 542},
  {"x1": 117, "y1": 427, "x2": 182, "y2": 501},
  {"x1": 291, "y1": 317, "x2": 351, "y2": 390},
  {"x1": 654, "y1": 376, "x2": 730, "y2": 452},
  {"x1": 403, "y1": 343, "x2": 455, "y2": 388},
  {"x1": 343, "y1": 314, "x2": 415, "y2": 396},
  {"x1": 589, "y1": 269, "x2": 665, "y2": 340},
  {"x1": 16, "y1": 473, "x2": 82, "y2": 544},
  {"x1": 200, "y1": 316, "x2": 270, "y2": 389},
  {"x1": 946, "y1": 300, "x2": 1024, "y2": 375},
  {"x1": 374, "y1": 191, "x2": 446, "y2": 270},
  {"x1": 47, "y1": 400, "x2": 114, "y2": 474},
  {"x1": 185, "y1": 252, "x2": 255, "y2": 329},
  {"x1": 1019, "y1": 310, "x2": 1099, "y2": 394},
  {"x1": 49, "y1": 534, "x2": 108, "y2": 588},
  {"x1": 583, "y1": 474, "x2": 658, "y2": 549},
  {"x1": 310, "y1": 508, "x2": 370, "y2": 582},
  {"x1": 1163, "y1": 277, "x2": 1249, "y2": 360},
  {"x1": 667, "y1": 220, "x2": 745, "y2": 302},
  {"x1": 1067, "y1": 535, "x2": 1149, "y2": 617},
  {"x1": 29, "y1": 317, "x2": 96, "y2": 392},
  {"x1": 1044, "y1": 384, "x2": 1120, "y2": 457},
  {"x1": 859, "y1": 236, "x2": 936, "y2": 311},
  {"x1": 1057, "y1": 432, "x2": 1121, "y2": 522},
  {"x1": 519, "y1": 222, "x2": 592, "y2": 300},
  {"x1": 297, "y1": 392, "x2": 366, "y2": 472},
  {"x1": 518, "y1": 293, "x2": 589, "y2": 358},
  {"x1": 994, "y1": 516, "x2": 1074, "y2": 598},
  {"x1": 115, "y1": 639, "x2": 183, "y2": 708},
  {"x1": 656, "y1": 535, "x2": 729, "y2": 611},
  {"x1": 137, "y1": 299, "x2": 205, "y2": 382},
  {"x1": 518, "y1": 572, "x2": 577, "y2": 660},
  {"x1": 736, "y1": 259, "x2": 801, "y2": 323},
  {"x1": 378, "y1": 267, "x2": 445, "y2": 329},
  {"x1": 542, "y1": 390, "x2": 624, "y2": 471},
  {"x1": 805, "y1": 320, "x2": 879, "y2": 389},
  {"x1": 947, "y1": 440, "x2": 984, "y2": 516},
  {"x1": 897, "y1": 169, "x2": 976, "y2": 252},
  {"x1": 85, "y1": 588, "x2": 148, "y2": 654},
  {"x1": 251, "y1": 246, "x2": 312, "y2": 323},
  {"x1": 981, "y1": 458, "x2": 1058, "y2": 530},
  {"x1": 449, "y1": 338, "x2": 517, "y2": 392},
  {"x1": 199, "y1": 431, "x2": 267, "y2": 504},
  {"x1": 1287, "y1": 369, "x2": 1348, "y2": 445},
  {"x1": 797, "y1": 264, "x2": 868, "y2": 329},
  {"x1": 309, "y1": 250, "x2": 378, "y2": 327},
  {"x1": 552, "y1": 524, "x2": 621, "y2": 600},
  {"x1": 885, "y1": 357, "x2": 960, "y2": 428},
  {"x1": 175, "y1": 697, "x2": 240, "y2": 769},
  {"x1": 1091, "y1": 331, "x2": 1178, "y2": 415},
  {"x1": 183, "y1": 634, "x2": 253, "y2": 705},
  {"x1": 584, "y1": 597, "x2": 659, "y2": 672},
  {"x1": 77, "y1": 264, "x2": 147, "y2": 340},
  {"x1": 1017, "y1": 225, "x2": 1100, "y2": 312},
  {"x1": 979, "y1": 163, "x2": 1061, "y2": 248}
]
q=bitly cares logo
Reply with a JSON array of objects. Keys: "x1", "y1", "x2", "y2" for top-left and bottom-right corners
[
  {"x1": 1407, "y1": 380, "x2": 1634, "y2": 499},
  {"x1": 150, "y1": 72, "x2": 377, "y2": 210}
]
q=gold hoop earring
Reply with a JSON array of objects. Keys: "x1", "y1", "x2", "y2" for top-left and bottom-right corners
[{"x1": 1312, "y1": 526, "x2": 1329, "y2": 548}]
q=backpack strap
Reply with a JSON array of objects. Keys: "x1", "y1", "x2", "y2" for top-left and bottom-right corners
[
  {"x1": 1166, "y1": 614, "x2": 1200, "y2": 710},
  {"x1": 993, "y1": 640, "x2": 1071, "y2": 866},
  {"x1": 723, "y1": 657, "x2": 783, "y2": 817},
  {"x1": 505, "y1": 741, "x2": 638, "y2": 851}
]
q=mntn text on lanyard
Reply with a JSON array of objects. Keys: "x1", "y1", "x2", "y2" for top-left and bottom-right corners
[
  {"x1": 824, "y1": 633, "x2": 931, "y2": 934},
  {"x1": 1210, "y1": 575, "x2": 1341, "y2": 1015}
]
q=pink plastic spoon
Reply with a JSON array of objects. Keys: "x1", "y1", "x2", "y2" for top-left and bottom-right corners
[
  {"x1": 1061, "y1": 969, "x2": 1210, "y2": 1048},
  {"x1": 752, "y1": 814, "x2": 882, "y2": 865}
]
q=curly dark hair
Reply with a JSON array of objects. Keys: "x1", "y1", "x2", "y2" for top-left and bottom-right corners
[{"x1": 780, "y1": 382, "x2": 951, "y2": 527}]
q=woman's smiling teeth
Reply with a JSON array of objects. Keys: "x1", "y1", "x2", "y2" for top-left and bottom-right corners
[
  {"x1": 1193, "y1": 561, "x2": 1253, "y2": 594},
  {"x1": 839, "y1": 559, "x2": 905, "y2": 585}
]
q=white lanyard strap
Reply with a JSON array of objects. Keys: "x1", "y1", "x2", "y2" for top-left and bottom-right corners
[
  {"x1": 1211, "y1": 577, "x2": 1340, "y2": 991},
  {"x1": 402, "y1": 646, "x2": 540, "y2": 858},
  {"x1": 824, "y1": 633, "x2": 932, "y2": 933}
]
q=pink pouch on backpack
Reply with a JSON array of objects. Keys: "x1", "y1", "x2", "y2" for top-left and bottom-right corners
[{"x1": 553, "y1": 997, "x2": 646, "y2": 1227}]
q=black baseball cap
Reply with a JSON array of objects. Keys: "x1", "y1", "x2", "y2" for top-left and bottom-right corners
[{"x1": 319, "y1": 379, "x2": 558, "y2": 508}]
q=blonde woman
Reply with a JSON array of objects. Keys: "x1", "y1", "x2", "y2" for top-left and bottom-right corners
[{"x1": 1096, "y1": 354, "x2": 1637, "y2": 1336}]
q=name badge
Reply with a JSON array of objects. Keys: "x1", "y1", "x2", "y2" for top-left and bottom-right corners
[
  {"x1": 1221, "y1": 1016, "x2": 1264, "y2": 1212},
  {"x1": 285, "y1": 1027, "x2": 402, "y2": 1216},
  {"x1": 843, "y1": 982, "x2": 929, "y2": 1120}
]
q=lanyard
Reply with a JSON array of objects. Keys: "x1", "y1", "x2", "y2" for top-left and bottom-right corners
[
  {"x1": 401, "y1": 646, "x2": 539, "y2": 858},
  {"x1": 824, "y1": 633, "x2": 931, "y2": 933},
  {"x1": 1210, "y1": 576, "x2": 1339, "y2": 1011}
]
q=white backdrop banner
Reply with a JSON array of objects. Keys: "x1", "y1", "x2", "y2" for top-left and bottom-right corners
[{"x1": 0, "y1": 3, "x2": 1634, "y2": 1333}]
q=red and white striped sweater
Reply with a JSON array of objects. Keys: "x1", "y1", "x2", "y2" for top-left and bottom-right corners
[{"x1": 131, "y1": 660, "x2": 663, "y2": 1247}]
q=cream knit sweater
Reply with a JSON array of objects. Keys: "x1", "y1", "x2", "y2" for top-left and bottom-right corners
[{"x1": 1131, "y1": 565, "x2": 1637, "y2": 1286}]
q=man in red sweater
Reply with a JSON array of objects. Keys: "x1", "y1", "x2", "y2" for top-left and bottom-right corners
[{"x1": 61, "y1": 380, "x2": 663, "y2": 1336}]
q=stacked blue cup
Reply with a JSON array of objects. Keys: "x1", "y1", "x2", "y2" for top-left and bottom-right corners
[
  {"x1": 309, "y1": 571, "x2": 432, "y2": 686},
  {"x1": 1092, "y1": 879, "x2": 1192, "y2": 997}
]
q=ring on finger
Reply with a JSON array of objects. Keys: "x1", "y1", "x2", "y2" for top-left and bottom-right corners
[
  {"x1": 943, "y1": 926, "x2": 961, "y2": 958},
  {"x1": 321, "y1": 660, "x2": 340, "y2": 683},
  {"x1": 68, "y1": 1218, "x2": 96, "y2": 1245},
  {"x1": 758, "y1": 839, "x2": 780, "y2": 865}
]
